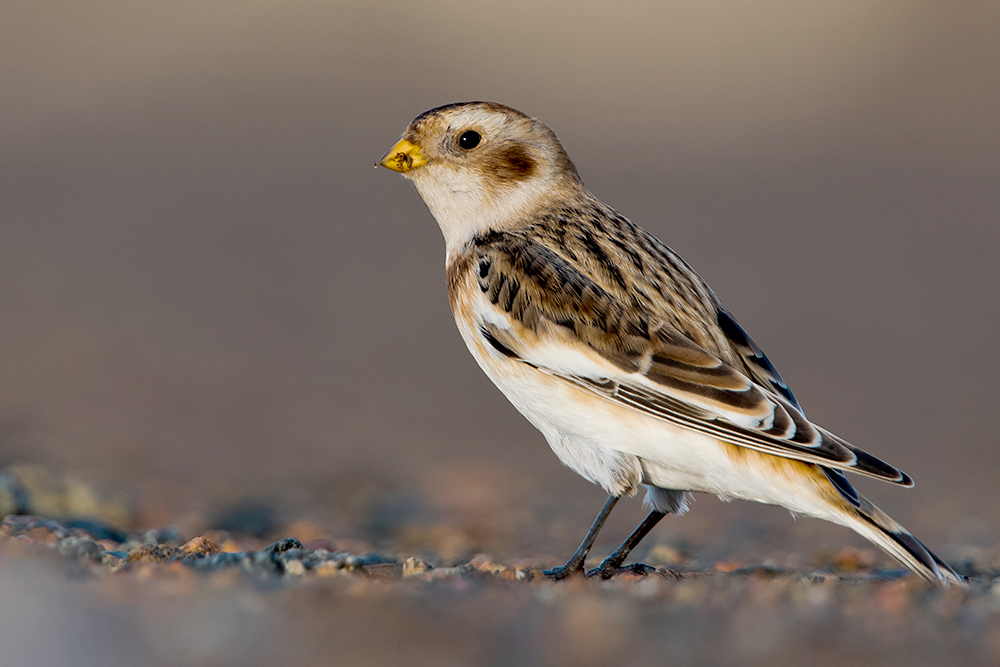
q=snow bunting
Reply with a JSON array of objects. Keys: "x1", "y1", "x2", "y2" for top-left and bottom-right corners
[{"x1": 378, "y1": 101, "x2": 963, "y2": 586}]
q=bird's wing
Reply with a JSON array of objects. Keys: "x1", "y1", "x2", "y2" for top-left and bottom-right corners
[
  {"x1": 714, "y1": 306, "x2": 802, "y2": 411},
  {"x1": 470, "y1": 236, "x2": 912, "y2": 486}
]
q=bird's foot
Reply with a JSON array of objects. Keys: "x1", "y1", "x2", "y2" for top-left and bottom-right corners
[
  {"x1": 586, "y1": 561, "x2": 658, "y2": 580},
  {"x1": 543, "y1": 561, "x2": 586, "y2": 581}
]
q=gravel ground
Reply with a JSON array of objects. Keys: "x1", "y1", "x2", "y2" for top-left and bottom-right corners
[{"x1": 1, "y1": 507, "x2": 998, "y2": 667}]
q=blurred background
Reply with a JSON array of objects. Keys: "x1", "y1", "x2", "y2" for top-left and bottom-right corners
[{"x1": 0, "y1": 1, "x2": 998, "y2": 663}]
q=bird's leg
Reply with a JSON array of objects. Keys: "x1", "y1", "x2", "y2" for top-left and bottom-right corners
[
  {"x1": 586, "y1": 510, "x2": 666, "y2": 579},
  {"x1": 543, "y1": 494, "x2": 620, "y2": 581}
]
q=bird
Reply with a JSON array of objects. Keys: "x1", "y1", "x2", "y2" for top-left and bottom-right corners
[{"x1": 377, "y1": 101, "x2": 963, "y2": 586}]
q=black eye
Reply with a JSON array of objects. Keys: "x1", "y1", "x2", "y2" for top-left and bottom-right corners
[{"x1": 459, "y1": 130, "x2": 481, "y2": 150}]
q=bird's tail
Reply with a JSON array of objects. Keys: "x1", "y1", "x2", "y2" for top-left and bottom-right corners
[{"x1": 841, "y1": 494, "x2": 965, "y2": 587}]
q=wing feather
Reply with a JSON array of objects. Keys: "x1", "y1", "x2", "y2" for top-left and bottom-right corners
[{"x1": 469, "y1": 235, "x2": 912, "y2": 487}]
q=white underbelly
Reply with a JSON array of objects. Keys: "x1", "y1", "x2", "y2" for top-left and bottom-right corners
[{"x1": 466, "y1": 339, "x2": 833, "y2": 519}]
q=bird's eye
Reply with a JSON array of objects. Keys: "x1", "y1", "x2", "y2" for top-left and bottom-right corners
[{"x1": 459, "y1": 130, "x2": 481, "y2": 150}]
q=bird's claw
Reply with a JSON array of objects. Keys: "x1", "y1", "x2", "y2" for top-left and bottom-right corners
[
  {"x1": 542, "y1": 562, "x2": 586, "y2": 581},
  {"x1": 586, "y1": 562, "x2": 658, "y2": 580}
]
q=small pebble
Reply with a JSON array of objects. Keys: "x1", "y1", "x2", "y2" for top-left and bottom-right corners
[
  {"x1": 403, "y1": 557, "x2": 432, "y2": 576},
  {"x1": 179, "y1": 536, "x2": 221, "y2": 557}
]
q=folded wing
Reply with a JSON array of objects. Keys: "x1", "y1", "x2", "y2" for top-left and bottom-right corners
[{"x1": 472, "y1": 233, "x2": 912, "y2": 487}]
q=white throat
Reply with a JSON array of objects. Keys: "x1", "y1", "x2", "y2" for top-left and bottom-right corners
[{"x1": 408, "y1": 165, "x2": 554, "y2": 262}]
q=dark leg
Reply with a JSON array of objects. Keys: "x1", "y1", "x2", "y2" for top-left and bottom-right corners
[
  {"x1": 543, "y1": 495, "x2": 620, "y2": 581},
  {"x1": 586, "y1": 510, "x2": 666, "y2": 579}
]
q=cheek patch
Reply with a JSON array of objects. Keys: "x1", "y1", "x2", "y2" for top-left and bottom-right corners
[{"x1": 488, "y1": 145, "x2": 537, "y2": 182}]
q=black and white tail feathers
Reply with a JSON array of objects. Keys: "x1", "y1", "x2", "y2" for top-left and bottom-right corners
[{"x1": 842, "y1": 493, "x2": 965, "y2": 586}]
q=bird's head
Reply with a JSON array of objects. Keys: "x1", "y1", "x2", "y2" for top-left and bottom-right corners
[{"x1": 378, "y1": 102, "x2": 584, "y2": 251}]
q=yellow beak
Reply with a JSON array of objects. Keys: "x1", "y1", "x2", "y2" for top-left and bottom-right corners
[{"x1": 377, "y1": 139, "x2": 427, "y2": 173}]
